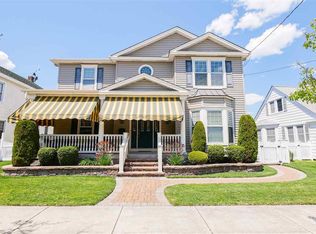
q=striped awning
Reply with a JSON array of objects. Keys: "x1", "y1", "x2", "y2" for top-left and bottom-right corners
[
  {"x1": 8, "y1": 96, "x2": 99, "y2": 123},
  {"x1": 100, "y1": 97, "x2": 183, "y2": 121}
]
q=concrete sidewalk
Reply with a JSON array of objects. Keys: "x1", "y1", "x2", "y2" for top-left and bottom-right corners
[{"x1": 1, "y1": 205, "x2": 316, "y2": 233}]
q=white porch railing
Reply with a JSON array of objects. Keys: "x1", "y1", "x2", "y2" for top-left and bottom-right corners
[
  {"x1": 39, "y1": 134, "x2": 123, "y2": 153},
  {"x1": 119, "y1": 133, "x2": 129, "y2": 173}
]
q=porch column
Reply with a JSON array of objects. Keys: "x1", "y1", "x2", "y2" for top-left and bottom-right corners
[
  {"x1": 98, "y1": 96, "x2": 105, "y2": 142},
  {"x1": 180, "y1": 97, "x2": 186, "y2": 153}
]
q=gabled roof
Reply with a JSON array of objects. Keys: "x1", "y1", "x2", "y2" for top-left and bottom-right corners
[
  {"x1": 0, "y1": 66, "x2": 42, "y2": 89},
  {"x1": 111, "y1": 26, "x2": 197, "y2": 57},
  {"x1": 101, "y1": 73, "x2": 188, "y2": 93},
  {"x1": 255, "y1": 86, "x2": 316, "y2": 120},
  {"x1": 170, "y1": 32, "x2": 249, "y2": 55}
]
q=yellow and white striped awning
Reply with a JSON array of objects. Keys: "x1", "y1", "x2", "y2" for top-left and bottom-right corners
[
  {"x1": 100, "y1": 97, "x2": 183, "y2": 121},
  {"x1": 8, "y1": 96, "x2": 99, "y2": 123}
]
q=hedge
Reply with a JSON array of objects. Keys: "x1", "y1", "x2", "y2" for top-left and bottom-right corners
[
  {"x1": 188, "y1": 151, "x2": 208, "y2": 164},
  {"x1": 226, "y1": 145, "x2": 245, "y2": 163},
  {"x1": 57, "y1": 146, "x2": 79, "y2": 166},
  {"x1": 37, "y1": 147, "x2": 59, "y2": 166},
  {"x1": 208, "y1": 145, "x2": 226, "y2": 163}
]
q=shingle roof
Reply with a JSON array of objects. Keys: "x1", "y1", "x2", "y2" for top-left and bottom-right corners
[
  {"x1": 275, "y1": 86, "x2": 316, "y2": 114},
  {"x1": 190, "y1": 89, "x2": 232, "y2": 98},
  {"x1": 0, "y1": 66, "x2": 42, "y2": 89}
]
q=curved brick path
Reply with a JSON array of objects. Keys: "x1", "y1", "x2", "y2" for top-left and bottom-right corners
[{"x1": 98, "y1": 165, "x2": 306, "y2": 206}]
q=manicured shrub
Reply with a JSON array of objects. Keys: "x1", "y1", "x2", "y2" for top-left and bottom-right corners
[
  {"x1": 12, "y1": 120, "x2": 39, "y2": 166},
  {"x1": 57, "y1": 146, "x2": 79, "y2": 166},
  {"x1": 226, "y1": 145, "x2": 245, "y2": 163},
  {"x1": 37, "y1": 147, "x2": 58, "y2": 166},
  {"x1": 167, "y1": 153, "x2": 184, "y2": 165},
  {"x1": 188, "y1": 151, "x2": 208, "y2": 164},
  {"x1": 79, "y1": 158, "x2": 98, "y2": 166},
  {"x1": 237, "y1": 115, "x2": 258, "y2": 163},
  {"x1": 191, "y1": 121, "x2": 206, "y2": 152},
  {"x1": 208, "y1": 145, "x2": 226, "y2": 163},
  {"x1": 98, "y1": 154, "x2": 112, "y2": 166}
]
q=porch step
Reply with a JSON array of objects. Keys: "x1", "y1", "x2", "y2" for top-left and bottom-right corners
[
  {"x1": 125, "y1": 161, "x2": 158, "y2": 166},
  {"x1": 124, "y1": 166, "x2": 158, "y2": 172},
  {"x1": 117, "y1": 171, "x2": 165, "y2": 177}
]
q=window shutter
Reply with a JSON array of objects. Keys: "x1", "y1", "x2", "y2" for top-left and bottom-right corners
[
  {"x1": 225, "y1": 61, "x2": 232, "y2": 73},
  {"x1": 97, "y1": 67, "x2": 104, "y2": 89},
  {"x1": 75, "y1": 67, "x2": 81, "y2": 84},
  {"x1": 185, "y1": 60, "x2": 192, "y2": 72}
]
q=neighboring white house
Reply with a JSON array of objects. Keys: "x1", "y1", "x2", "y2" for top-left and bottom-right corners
[
  {"x1": 255, "y1": 86, "x2": 316, "y2": 164},
  {"x1": 0, "y1": 66, "x2": 41, "y2": 160}
]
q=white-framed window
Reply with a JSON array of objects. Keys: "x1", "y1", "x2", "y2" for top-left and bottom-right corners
[
  {"x1": 281, "y1": 127, "x2": 286, "y2": 140},
  {"x1": 305, "y1": 125, "x2": 310, "y2": 142},
  {"x1": 228, "y1": 110, "x2": 234, "y2": 143},
  {"x1": 266, "y1": 128, "x2": 276, "y2": 142},
  {"x1": 257, "y1": 129, "x2": 262, "y2": 142},
  {"x1": 0, "y1": 82, "x2": 4, "y2": 102},
  {"x1": 192, "y1": 58, "x2": 226, "y2": 88},
  {"x1": 207, "y1": 110, "x2": 223, "y2": 143},
  {"x1": 78, "y1": 120, "x2": 94, "y2": 134},
  {"x1": 276, "y1": 99, "x2": 283, "y2": 112},
  {"x1": 269, "y1": 101, "x2": 275, "y2": 114},
  {"x1": 0, "y1": 120, "x2": 5, "y2": 139},
  {"x1": 287, "y1": 126, "x2": 294, "y2": 143},
  {"x1": 269, "y1": 98, "x2": 284, "y2": 115},
  {"x1": 191, "y1": 110, "x2": 200, "y2": 135},
  {"x1": 81, "y1": 65, "x2": 97, "y2": 90},
  {"x1": 138, "y1": 64, "x2": 153, "y2": 76},
  {"x1": 297, "y1": 125, "x2": 305, "y2": 142}
]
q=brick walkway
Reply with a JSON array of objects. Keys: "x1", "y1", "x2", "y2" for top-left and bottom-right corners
[{"x1": 97, "y1": 165, "x2": 306, "y2": 206}]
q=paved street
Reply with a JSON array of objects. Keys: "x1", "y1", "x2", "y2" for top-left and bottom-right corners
[{"x1": 1, "y1": 205, "x2": 316, "y2": 234}]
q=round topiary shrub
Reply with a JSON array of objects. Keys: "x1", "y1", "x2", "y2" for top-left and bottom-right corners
[
  {"x1": 208, "y1": 145, "x2": 226, "y2": 163},
  {"x1": 191, "y1": 121, "x2": 206, "y2": 152},
  {"x1": 226, "y1": 145, "x2": 245, "y2": 163},
  {"x1": 37, "y1": 147, "x2": 58, "y2": 166},
  {"x1": 237, "y1": 115, "x2": 258, "y2": 163},
  {"x1": 12, "y1": 120, "x2": 39, "y2": 166},
  {"x1": 57, "y1": 146, "x2": 79, "y2": 166},
  {"x1": 188, "y1": 151, "x2": 208, "y2": 164}
]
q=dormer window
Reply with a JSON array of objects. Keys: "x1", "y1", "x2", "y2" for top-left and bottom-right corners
[
  {"x1": 138, "y1": 65, "x2": 153, "y2": 76},
  {"x1": 81, "y1": 65, "x2": 97, "y2": 90}
]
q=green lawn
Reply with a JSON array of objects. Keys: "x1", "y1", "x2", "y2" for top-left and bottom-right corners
[
  {"x1": 168, "y1": 166, "x2": 277, "y2": 178},
  {"x1": 0, "y1": 161, "x2": 11, "y2": 174},
  {"x1": 165, "y1": 161, "x2": 316, "y2": 206},
  {"x1": 0, "y1": 162, "x2": 116, "y2": 206}
]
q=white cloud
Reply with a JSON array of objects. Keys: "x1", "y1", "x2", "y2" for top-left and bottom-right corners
[
  {"x1": 0, "y1": 51, "x2": 15, "y2": 70},
  {"x1": 235, "y1": 0, "x2": 300, "y2": 30},
  {"x1": 245, "y1": 23, "x2": 303, "y2": 59},
  {"x1": 205, "y1": 10, "x2": 237, "y2": 36},
  {"x1": 246, "y1": 93, "x2": 264, "y2": 105}
]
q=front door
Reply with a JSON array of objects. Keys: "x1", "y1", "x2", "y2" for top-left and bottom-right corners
[{"x1": 131, "y1": 120, "x2": 160, "y2": 149}]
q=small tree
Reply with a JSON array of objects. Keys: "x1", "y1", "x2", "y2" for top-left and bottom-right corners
[
  {"x1": 237, "y1": 115, "x2": 258, "y2": 163},
  {"x1": 12, "y1": 120, "x2": 39, "y2": 166},
  {"x1": 191, "y1": 121, "x2": 206, "y2": 152}
]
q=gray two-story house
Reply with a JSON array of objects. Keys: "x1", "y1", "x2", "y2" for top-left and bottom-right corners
[{"x1": 9, "y1": 27, "x2": 249, "y2": 173}]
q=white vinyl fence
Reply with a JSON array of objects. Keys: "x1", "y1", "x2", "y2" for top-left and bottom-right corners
[{"x1": 0, "y1": 135, "x2": 12, "y2": 161}]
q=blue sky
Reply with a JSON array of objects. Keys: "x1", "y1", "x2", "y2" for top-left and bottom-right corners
[{"x1": 0, "y1": 0, "x2": 315, "y2": 116}]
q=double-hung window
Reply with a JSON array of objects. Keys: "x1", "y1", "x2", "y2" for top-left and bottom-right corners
[
  {"x1": 194, "y1": 61, "x2": 208, "y2": 86},
  {"x1": 269, "y1": 101, "x2": 275, "y2": 114},
  {"x1": 266, "y1": 128, "x2": 276, "y2": 142},
  {"x1": 0, "y1": 82, "x2": 4, "y2": 102},
  {"x1": 191, "y1": 111, "x2": 200, "y2": 133},
  {"x1": 305, "y1": 125, "x2": 310, "y2": 142},
  {"x1": 277, "y1": 99, "x2": 283, "y2": 112},
  {"x1": 297, "y1": 125, "x2": 305, "y2": 142},
  {"x1": 287, "y1": 127, "x2": 294, "y2": 143},
  {"x1": 211, "y1": 61, "x2": 223, "y2": 86},
  {"x1": 81, "y1": 65, "x2": 97, "y2": 89},
  {"x1": 207, "y1": 110, "x2": 223, "y2": 143}
]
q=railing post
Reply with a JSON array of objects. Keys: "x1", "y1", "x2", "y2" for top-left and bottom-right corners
[
  {"x1": 119, "y1": 144, "x2": 124, "y2": 173},
  {"x1": 157, "y1": 132, "x2": 163, "y2": 173},
  {"x1": 180, "y1": 97, "x2": 186, "y2": 153}
]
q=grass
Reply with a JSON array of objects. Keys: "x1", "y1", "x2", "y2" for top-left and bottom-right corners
[
  {"x1": 165, "y1": 161, "x2": 316, "y2": 206},
  {"x1": 0, "y1": 161, "x2": 11, "y2": 174},
  {"x1": 168, "y1": 166, "x2": 277, "y2": 178},
  {"x1": 0, "y1": 161, "x2": 116, "y2": 206}
]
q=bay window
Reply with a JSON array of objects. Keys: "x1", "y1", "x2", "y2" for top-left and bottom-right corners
[
  {"x1": 207, "y1": 110, "x2": 223, "y2": 143},
  {"x1": 191, "y1": 110, "x2": 200, "y2": 133}
]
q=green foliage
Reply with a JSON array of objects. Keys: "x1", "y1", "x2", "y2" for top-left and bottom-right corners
[
  {"x1": 37, "y1": 147, "x2": 58, "y2": 166},
  {"x1": 79, "y1": 158, "x2": 98, "y2": 166},
  {"x1": 290, "y1": 19, "x2": 316, "y2": 104},
  {"x1": 237, "y1": 115, "x2": 258, "y2": 163},
  {"x1": 191, "y1": 121, "x2": 206, "y2": 152},
  {"x1": 57, "y1": 146, "x2": 79, "y2": 166},
  {"x1": 289, "y1": 151, "x2": 294, "y2": 162},
  {"x1": 207, "y1": 145, "x2": 226, "y2": 163},
  {"x1": 98, "y1": 154, "x2": 112, "y2": 166},
  {"x1": 167, "y1": 153, "x2": 184, "y2": 165},
  {"x1": 226, "y1": 145, "x2": 245, "y2": 163},
  {"x1": 12, "y1": 120, "x2": 39, "y2": 166},
  {"x1": 188, "y1": 151, "x2": 208, "y2": 165}
]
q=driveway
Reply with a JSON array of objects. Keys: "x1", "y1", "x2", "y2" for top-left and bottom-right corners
[{"x1": 1, "y1": 205, "x2": 316, "y2": 233}]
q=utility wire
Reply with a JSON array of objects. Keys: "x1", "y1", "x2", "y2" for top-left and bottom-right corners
[
  {"x1": 244, "y1": 0, "x2": 305, "y2": 67},
  {"x1": 245, "y1": 59, "x2": 316, "y2": 76}
]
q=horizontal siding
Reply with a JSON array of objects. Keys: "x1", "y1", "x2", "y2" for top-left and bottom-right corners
[
  {"x1": 113, "y1": 79, "x2": 173, "y2": 91},
  {"x1": 116, "y1": 62, "x2": 174, "y2": 83},
  {"x1": 125, "y1": 33, "x2": 190, "y2": 57},
  {"x1": 182, "y1": 39, "x2": 234, "y2": 52},
  {"x1": 175, "y1": 56, "x2": 191, "y2": 89},
  {"x1": 58, "y1": 64, "x2": 116, "y2": 89}
]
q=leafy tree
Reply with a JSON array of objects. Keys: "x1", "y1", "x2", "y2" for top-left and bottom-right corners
[
  {"x1": 237, "y1": 115, "x2": 258, "y2": 163},
  {"x1": 290, "y1": 18, "x2": 316, "y2": 103},
  {"x1": 191, "y1": 121, "x2": 206, "y2": 152}
]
